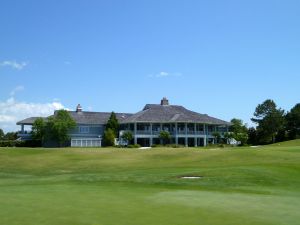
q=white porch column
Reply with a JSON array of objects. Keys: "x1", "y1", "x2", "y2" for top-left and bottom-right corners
[
  {"x1": 21, "y1": 124, "x2": 24, "y2": 133},
  {"x1": 194, "y1": 123, "x2": 197, "y2": 147},
  {"x1": 203, "y1": 124, "x2": 207, "y2": 147},
  {"x1": 175, "y1": 123, "x2": 178, "y2": 145},
  {"x1": 150, "y1": 123, "x2": 153, "y2": 146},
  {"x1": 160, "y1": 123, "x2": 163, "y2": 144},
  {"x1": 185, "y1": 123, "x2": 188, "y2": 147},
  {"x1": 134, "y1": 123, "x2": 137, "y2": 145}
]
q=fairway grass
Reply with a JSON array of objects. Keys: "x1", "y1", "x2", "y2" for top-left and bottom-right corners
[{"x1": 0, "y1": 144, "x2": 300, "y2": 225}]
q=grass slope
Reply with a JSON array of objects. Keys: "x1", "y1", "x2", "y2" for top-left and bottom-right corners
[
  {"x1": 268, "y1": 139, "x2": 300, "y2": 147},
  {"x1": 0, "y1": 145, "x2": 300, "y2": 225}
]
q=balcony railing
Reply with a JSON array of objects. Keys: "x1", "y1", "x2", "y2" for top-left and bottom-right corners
[
  {"x1": 17, "y1": 132, "x2": 32, "y2": 140},
  {"x1": 136, "y1": 130, "x2": 151, "y2": 135},
  {"x1": 17, "y1": 131, "x2": 32, "y2": 137},
  {"x1": 125, "y1": 129, "x2": 209, "y2": 136},
  {"x1": 177, "y1": 130, "x2": 205, "y2": 135}
]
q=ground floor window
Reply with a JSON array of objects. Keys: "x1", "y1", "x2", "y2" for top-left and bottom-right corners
[
  {"x1": 153, "y1": 138, "x2": 160, "y2": 145},
  {"x1": 135, "y1": 137, "x2": 207, "y2": 147},
  {"x1": 71, "y1": 138, "x2": 101, "y2": 147},
  {"x1": 137, "y1": 138, "x2": 150, "y2": 147}
]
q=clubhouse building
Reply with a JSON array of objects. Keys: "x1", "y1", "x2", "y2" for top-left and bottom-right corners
[{"x1": 17, "y1": 98, "x2": 231, "y2": 147}]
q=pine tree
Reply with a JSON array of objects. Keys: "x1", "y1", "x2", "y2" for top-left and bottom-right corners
[{"x1": 106, "y1": 112, "x2": 119, "y2": 137}]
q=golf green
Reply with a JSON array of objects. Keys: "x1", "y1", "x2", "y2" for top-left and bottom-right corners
[{"x1": 0, "y1": 142, "x2": 299, "y2": 225}]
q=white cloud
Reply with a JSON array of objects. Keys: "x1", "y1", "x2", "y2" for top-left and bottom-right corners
[
  {"x1": 0, "y1": 96, "x2": 67, "y2": 132},
  {"x1": 0, "y1": 60, "x2": 28, "y2": 70},
  {"x1": 148, "y1": 71, "x2": 182, "y2": 78},
  {"x1": 157, "y1": 71, "x2": 169, "y2": 77},
  {"x1": 10, "y1": 85, "x2": 25, "y2": 96}
]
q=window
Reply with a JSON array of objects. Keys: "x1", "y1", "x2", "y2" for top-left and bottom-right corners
[{"x1": 79, "y1": 126, "x2": 89, "y2": 133}]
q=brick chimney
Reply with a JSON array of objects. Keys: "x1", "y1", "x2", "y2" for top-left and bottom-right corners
[
  {"x1": 76, "y1": 104, "x2": 82, "y2": 112},
  {"x1": 161, "y1": 97, "x2": 169, "y2": 106}
]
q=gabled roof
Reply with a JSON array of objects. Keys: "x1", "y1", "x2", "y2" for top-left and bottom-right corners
[
  {"x1": 64, "y1": 111, "x2": 133, "y2": 125},
  {"x1": 121, "y1": 104, "x2": 230, "y2": 125}
]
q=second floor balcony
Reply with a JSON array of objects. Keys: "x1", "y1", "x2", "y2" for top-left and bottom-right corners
[
  {"x1": 122, "y1": 123, "x2": 228, "y2": 136},
  {"x1": 125, "y1": 129, "x2": 212, "y2": 136}
]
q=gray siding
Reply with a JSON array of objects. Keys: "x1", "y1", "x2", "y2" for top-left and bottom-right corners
[{"x1": 69, "y1": 124, "x2": 104, "y2": 138}]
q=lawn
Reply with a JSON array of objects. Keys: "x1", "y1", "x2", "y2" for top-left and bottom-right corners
[{"x1": 0, "y1": 142, "x2": 300, "y2": 225}]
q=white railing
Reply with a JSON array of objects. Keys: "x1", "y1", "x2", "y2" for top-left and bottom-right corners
[{"x1": 123, "y1": 129, "x2": 222, "y2": 136}]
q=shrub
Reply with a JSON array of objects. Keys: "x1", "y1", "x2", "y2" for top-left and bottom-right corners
[
  {"x1": 121, "y1": 131, "x2": 133, "y2": 145},
  {"x1": 103, "y1": 128, "x2": 115, "y2": 146},
  {"x1": 0, "y1": 140, "x2": 42, "y2": 147},
  {"x1": 18, "y1": 140, "x2": 42, "y2": 147},
  {"x1": 0, "y1": 140, "x2": 15, "y2": 147},
  {"x1": 159, "y1": 131, "x2": 171, "y2": 145}
]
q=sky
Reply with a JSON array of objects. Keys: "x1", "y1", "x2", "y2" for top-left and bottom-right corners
[{"x1": 1, "y1": 0, "x2": 300, "y2": 132}]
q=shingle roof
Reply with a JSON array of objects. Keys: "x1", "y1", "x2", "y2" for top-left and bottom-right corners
[
  {"x1": 16, "y1": 112, "x2": 133, "y2": 125},
  {"x1": 16, "y1": 117, "x2": 47, "y2": 125},
  {"x1": 16, "y1": 103, "x2": 230, "y2": 126},
  {"x1": 64, "y1": 111, "x2": 133, "y2": 125},
  {"x1": 121, "y1": 104, "x2": 230, "y2": 125}
]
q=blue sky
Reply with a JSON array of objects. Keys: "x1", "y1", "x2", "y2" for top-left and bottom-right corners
[{"x1": 1, "y1": 0, "x2": 300, "y2": 131}]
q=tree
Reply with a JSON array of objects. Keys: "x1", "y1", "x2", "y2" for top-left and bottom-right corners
[
  {"x1": 106, "y1": 112, "x2": 119, "y2": 137},
  {"x1": 212, "y1": 131, "x2": 221, "y2": 144},
  {"x1": 31, "y1": 118, "x2": 46, "y2": 141},
  {"x1": 229, "y1": 118, "x2": 248, "y2": 145},
  {"x1": 286, "y1": 103, "x2": 300, "y2": 139},
  {"x1": 102, "y1": 112, "x2": 119, "y2": 147},
  {"x1": 247, "y1": 127, "x2": 257, "y2": 145},
  {"x1": 32, "y1": 110, "x2": 76, "y2": 147},
  {"x1": 3, "y1": 132, "x2": 17, "y2": 140},
  {"x1": 159, "y1": 131, "x2": 171, "y2": 145},
  {"x1": 229, "y1": 118, "x2": 248, "y2": 134},
  {"x1": 0, "y1": 128, "x2": 4, "y2": 140},
  {"x1": 251, "y1": 99, "x2": 285, "y2": 143},
  {"x1": 223, "y1": 132, "x2": 234, "y2": 144},
  {"x1": 103, "y1": 128, "x2": 115, "y2": 146},
  {"x1": 235, "y1": 133, "x2": 248, "y2": 145},
  {"x1": 51, "y1": 110, "x2": 76, "y2": 146},
  {"x1": 121, "y1": 131, "x2": 133, "y2": 145}
]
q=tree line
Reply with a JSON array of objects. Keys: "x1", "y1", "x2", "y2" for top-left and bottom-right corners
[{"x1": 227, "y1": 99, "x2": 300, "y2": 145}]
